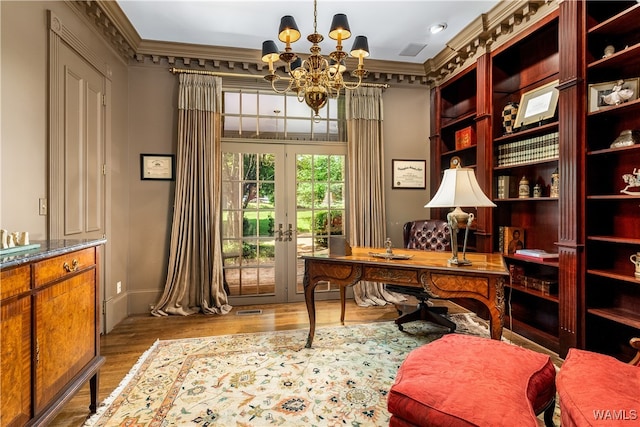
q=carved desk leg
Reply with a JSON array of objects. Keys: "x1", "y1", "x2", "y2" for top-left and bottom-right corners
[
  {"x1": 304, "y1": 264, "x2": 317, "y2": 348},
  {"x1": 488, "y1": 276, "x2": 506, "y2": 340}
]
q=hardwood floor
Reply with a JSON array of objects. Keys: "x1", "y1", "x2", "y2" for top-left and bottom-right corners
[{"x1": 50, "y1": 299, "x2": 561, "y2": 426}]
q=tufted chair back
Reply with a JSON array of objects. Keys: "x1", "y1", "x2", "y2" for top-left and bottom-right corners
[{"x1": 403, "y1": 219, "x2": 451, "y2": 252}]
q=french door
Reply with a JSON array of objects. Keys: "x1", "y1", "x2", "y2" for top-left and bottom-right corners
[{"x1": 221, "y1": 142, "x2": 347, "y2": 305}]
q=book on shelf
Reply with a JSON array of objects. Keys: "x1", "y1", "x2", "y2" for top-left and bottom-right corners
[
  {"x1": 496, "y1": 175, "x2": 516, "y2": 199},
  {"x1": 515, "y1": 249, "x2": 559, "y2": 260},
  {"x1": 495, "y1": 131, "x2": 559, "y2": 167}
]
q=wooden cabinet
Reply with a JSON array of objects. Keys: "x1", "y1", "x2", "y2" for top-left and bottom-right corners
[
  {"x1": 583, "y1": 1, "x2": 640, "y2": 360},
  {"x1": 0, "y1": 240, "x2": 105, "y2": 426},
  {"x1": 0, "y1": 266, "x2": 31, "y2": 426}
]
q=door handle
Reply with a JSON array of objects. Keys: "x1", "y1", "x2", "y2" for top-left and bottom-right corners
[
  {"x1": 276, "y1": 223, "x2": 284, "y2": 241},
  {"x1": 283, "y1": 224, "x2": 294, "y2": 241}
]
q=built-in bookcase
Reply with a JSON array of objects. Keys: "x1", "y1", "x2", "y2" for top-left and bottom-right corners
[
  {"x1": 430, "y1": 1, "x2": 640, "y2": 359},
  {"x1": 583, "y1": 0, "x2": 640, "y2": 361},
  {"x1": 488, "y1": 13, "x2": 561, "y2": 352}
]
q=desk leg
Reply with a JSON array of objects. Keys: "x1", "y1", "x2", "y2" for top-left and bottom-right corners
[
  {"x1": 340, "y1": 286, "x2": 346, "y2": 324},
  {"x1": 488, "y1": 277, "x2": 506, "y2": 340},
  {"x1": 304, "y1": 266, "x2": 317, "y2": 348}
]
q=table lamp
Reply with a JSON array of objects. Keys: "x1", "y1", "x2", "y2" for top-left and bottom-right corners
[{"x1": 424, "y1": 157, "x2": 496, "y2": 265}]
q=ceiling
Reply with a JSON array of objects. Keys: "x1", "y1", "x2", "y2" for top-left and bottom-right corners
[{"x1": 115, "y1": 0, "x2": 502, "y2": 65}]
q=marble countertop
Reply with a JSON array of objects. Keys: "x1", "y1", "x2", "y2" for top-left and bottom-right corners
[{"x1": 0, "y1": 238, "x2": 107, "y2": 269}]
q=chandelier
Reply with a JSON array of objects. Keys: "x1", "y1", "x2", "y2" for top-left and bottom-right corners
[{"x1": 261, "y1": 0, "x2": 370, "y2": 118}]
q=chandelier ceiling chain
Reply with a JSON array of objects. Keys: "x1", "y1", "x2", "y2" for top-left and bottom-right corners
[{"x1": 261, "y1": 0, "x2": 370, "y2": 119}]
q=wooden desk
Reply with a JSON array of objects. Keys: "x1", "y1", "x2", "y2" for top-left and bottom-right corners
[{"x1": 303, "y1": 247, "x2": 509, "y2": 348}]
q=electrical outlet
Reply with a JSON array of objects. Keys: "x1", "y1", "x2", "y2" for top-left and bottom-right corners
[
  {"x1": 39, "y1": 198, "x2": 47, "y2": 215},
  {"x1": 116, "y1": 281, "x2": 122, "y2": 294}
]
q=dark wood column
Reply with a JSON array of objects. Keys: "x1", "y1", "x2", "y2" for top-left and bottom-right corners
[
  {"x1": 475, "y1": 52, "x2": 493, "y2": 253},
  {"x1": 556, "y1": 0, "x2": 587, "y2": 356}
]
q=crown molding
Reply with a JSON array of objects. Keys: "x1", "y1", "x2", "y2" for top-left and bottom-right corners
[{"x1": 72, "y1": 0, "x2": 559, "y2": 89}]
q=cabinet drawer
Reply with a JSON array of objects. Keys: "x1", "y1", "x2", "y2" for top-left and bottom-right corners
[
  {"x1": 33, "y1": 247, "x2": 96, "y2": 287},
  {"x1": 0, "y1": 266, "x2": 30, "y2": 300}
]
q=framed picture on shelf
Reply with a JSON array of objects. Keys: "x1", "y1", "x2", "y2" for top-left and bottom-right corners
[
  {"x1": 140, "y1": 154, "x2": 175, "y2": 180},
  {"x1": 588, "y1": 78, "x2": 639, "y2": 112},
  {"x1": 502, "y1": 226, "x2": 525, "y2": 255},
  {"x1": 513, "y1": 80, "x2": 559, "y2": 129},
  {"x1": 391, "y1": 159, "x2": 426, "y2": 189}
]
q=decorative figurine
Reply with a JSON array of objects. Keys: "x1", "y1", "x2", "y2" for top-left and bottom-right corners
[
  {"x1": 631, "y1": 252, "x2": 640, "y2": 280},
  {"x1": 502, "y1": 102, "x2": 519, "y2": 134},
  {"x1": 519, "y1": 176, "x2": 530, "y2": 198},
  {"x1": 602, "y1": 80, "x2": 634, "y2": 105},
  {"x1": 610, "y1": 129, "x2": 639, "y2": 149},
  {"x1": 550, "y1": 168, "x2": 559, "y2": 198},
  {"x1": 603, "y1": 45, "x2": 615, "y2": 58},
  {"x1": 620, "y1": 168, "x2": 640, "y2": 195}
]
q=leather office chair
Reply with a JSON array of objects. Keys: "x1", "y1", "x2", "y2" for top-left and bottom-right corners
[{"x1": 386, "y1": 219, "x2": 457, "y2": 332}]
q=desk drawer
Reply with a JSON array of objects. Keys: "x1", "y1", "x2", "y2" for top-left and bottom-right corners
[
  {"x1": 33, "y1": 247, "x2": 96, "y2": 287},
  {"x1": 1, "y1": 266, "x2": 30, "y2": 300}
]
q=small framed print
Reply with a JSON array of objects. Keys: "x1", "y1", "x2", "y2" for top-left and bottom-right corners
[
  {"x1": 392, "y1": 159, "x2": 426, "y2": 189},
  {"x1": 514, "y1": 80, "x2": 559, "y2": 129},
  {"x1": 140, "y1": 154, "x2": 175, "y2": 180},
  {"x1": 588, "y1": 78, "x2": 639, "y2": 112}
]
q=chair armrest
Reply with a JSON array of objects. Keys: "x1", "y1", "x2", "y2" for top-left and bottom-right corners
[{"x1": 630, "y1": 337, "x2": 640, "y2": 366}]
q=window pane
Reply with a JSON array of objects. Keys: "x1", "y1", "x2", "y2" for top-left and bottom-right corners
[
  {"x1": 287, "y1": 118, "x2": 311, "y2": 136},
  {"x1": 328, "y1": 98, "x2": 338, "y2": 119},
  {"x1": 242, "y1": 117, "x2": 257, "y2": 135},
  {"x1": 286, "y1": 97, "x2": 311, "y2": 118},
  {"x1": 241, "y1": 93, "x2": 257, "y2": 115},
  {"x1": 259, "y1": 94, "x2": 285, "y2": 115},
  {"x1": 224, "y1": 92, "x2": 240, "y2": 114}
]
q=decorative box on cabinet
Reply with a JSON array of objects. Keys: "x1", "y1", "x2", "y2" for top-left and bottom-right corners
[
  {"x1": 584, "y1": 0, "x2": 640, "y2": 360},
  {"x1": 0, "y1": 239, "x2": 106, "y2": 426}
]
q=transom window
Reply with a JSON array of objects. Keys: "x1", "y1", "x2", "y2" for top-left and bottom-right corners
[{"x1": 222, "y1": 90, "x2": 346, "y2": 142}]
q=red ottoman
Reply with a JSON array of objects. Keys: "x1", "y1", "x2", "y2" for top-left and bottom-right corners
[
  {"x1": 557, "y1": 347, "x2": 640, "y2": 427},
  {"x1": 388, "y1": 334, "x2": 556, "y2": 427}
]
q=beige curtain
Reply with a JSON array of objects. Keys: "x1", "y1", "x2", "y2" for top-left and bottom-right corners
[
  {"x1": 152, "y1": 74, "x2": 232, "y2": 316},
  {"x1": 346, "y1": 87, "x2": 404, "y2": 306}
]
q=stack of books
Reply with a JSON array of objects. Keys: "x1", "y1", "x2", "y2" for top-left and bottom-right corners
[
  {"x1": 515, "y1": 249, "x2": 559, "y2": 260},
  {"x1": 496, "y1": 131, "x2": 559, "y2": 167}
]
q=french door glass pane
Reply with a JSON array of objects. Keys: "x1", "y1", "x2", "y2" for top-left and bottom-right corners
[
  {"x1": 294, "y1": 153, "x2": 345, "y2": 294},
  {"x1": 222, "y1": 152, "x2": 276, "y2": 296}
]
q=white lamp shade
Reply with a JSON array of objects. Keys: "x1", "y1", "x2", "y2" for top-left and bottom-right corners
[{"x1": 425, "y1": 167, "x2": 496, "y2": 208}]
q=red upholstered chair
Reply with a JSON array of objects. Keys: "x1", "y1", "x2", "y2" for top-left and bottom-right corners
[
  {"x1": 556, "y1": 337, "x2": 640, "y2": 427},
  {"x1": 385, "y1": 220, "x2": 456, "y2": 332},
  {"x1": 388, "y1": 334, "x2": 557, "y2": 427}
]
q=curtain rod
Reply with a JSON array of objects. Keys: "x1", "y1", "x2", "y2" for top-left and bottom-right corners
[{"x1": 168, "y1": 67, "x2": 390, "y2": 89}]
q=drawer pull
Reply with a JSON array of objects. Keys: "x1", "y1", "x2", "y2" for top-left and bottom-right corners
[{"x1": 63, "y1": 259, "x2": 79, "y2": 272}]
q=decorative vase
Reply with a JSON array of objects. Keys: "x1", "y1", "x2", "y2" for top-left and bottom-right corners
[
  {"x1": 533, "y1": 184, "x2": 542, "y2": 198},
  {"x1": 550, "y1": 168, "x2": 559, "y2": 198},
  {"x1": 519, "y1": 176, "x2": 529, "y2": 198},
  {"x1": 502, "y1": 102, "x2": 519, "y2": 135}
]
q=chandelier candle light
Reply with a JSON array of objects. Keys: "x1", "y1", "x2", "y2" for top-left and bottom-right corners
[
  {"x1": 424, "y1": 157, "x2": 496, "y2": 266},
  {"x1": 261, "y1": 0, "x2": 369, "y2": 119}
]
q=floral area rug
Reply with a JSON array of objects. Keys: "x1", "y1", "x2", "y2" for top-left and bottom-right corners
[{"x1": 84, "y1": 313, "x2": 533, "y2": 427}]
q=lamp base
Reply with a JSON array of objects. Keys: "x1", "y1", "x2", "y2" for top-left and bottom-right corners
[{"x1": 448, "y1": 257, "x2": 472, "y2": 266}]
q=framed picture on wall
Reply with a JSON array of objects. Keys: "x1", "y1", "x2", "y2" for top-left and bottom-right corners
[
  {"x1": 392, "y1": 159, "x2": 426, "y2": 189},
  {"x1": 140, "y1": 154, "x2": 175, "y2": 180}
]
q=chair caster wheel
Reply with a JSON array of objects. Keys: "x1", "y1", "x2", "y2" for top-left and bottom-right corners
[{"x1": 398, "y1": 324, "x2": 404, "y2": 331}]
